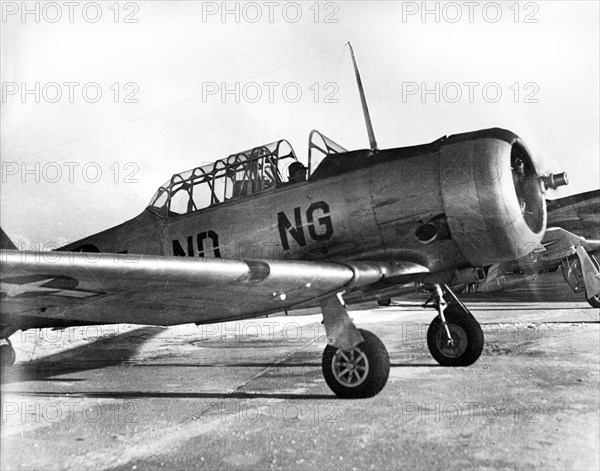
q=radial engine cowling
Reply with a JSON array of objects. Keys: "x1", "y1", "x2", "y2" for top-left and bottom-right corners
[{"x1": 439, "y1": 129, "x2": 547, "y2": 267}]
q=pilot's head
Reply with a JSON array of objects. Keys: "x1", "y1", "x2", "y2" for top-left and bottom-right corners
[{"x1": 288, "y1": 162, "x2": 307, "y2": 183}]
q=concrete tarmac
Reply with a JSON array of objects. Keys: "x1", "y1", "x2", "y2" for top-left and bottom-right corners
[{"x1": 1, "y1": 273, "x2": 599, "y2": 470}]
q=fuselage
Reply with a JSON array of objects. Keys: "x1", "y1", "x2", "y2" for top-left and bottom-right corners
[{"x1": 59, "y1": 128, "x2": 546, "y2": 291}]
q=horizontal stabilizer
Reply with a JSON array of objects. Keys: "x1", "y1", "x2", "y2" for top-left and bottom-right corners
[{"x1": 0, "y1": 228, "x2": 17, "y2": 250}]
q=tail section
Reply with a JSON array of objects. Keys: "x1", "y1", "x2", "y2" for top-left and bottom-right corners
[{"x1": 0, "y1": 228, "x2": 18, "y2": 250}]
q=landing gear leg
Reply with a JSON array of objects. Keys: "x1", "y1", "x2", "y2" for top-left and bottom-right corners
[
  {"x1": 426, "y1": 284, "x2": 484, "y2": 366},
  {"x1": 321, "y1": 294, "x2": 390, "y2": 398},
  {"x1": 0, "y1": 339, "x2": 16, "y2": 368}
]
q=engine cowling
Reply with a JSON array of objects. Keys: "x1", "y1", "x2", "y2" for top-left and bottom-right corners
[{"x1": 439, "y1": 128, "x2": 547, "y2": 266}]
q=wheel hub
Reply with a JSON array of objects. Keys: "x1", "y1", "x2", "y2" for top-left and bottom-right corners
[
  {"x1": 436, "y1": 323, "x2": 468, "y2": 358},
  {"x1": 331, "y1": 347, "x2": 369, "y2": 388}
]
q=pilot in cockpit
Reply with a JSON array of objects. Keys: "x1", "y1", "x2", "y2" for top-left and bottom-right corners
[{"x1": 288, "y1": 162, "x2": 307, "y2": 184}]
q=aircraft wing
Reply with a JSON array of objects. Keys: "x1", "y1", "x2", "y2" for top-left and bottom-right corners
[
  {"x1": 547, "y1": 189, "x2": 600, "y2": 239},
  {"x1": 0, "y1": 250, "x2": 429, "y2": 332},
  {"x1": 541, "y1": 227, "x2": 600, "y2": 258}
]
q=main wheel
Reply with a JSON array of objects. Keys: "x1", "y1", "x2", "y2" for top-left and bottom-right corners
[
  {"x1": 587, "y1": 294, "x2": 600, "y2": 308},
  {"x1": 427, "y1": 306, "x2": 484, "y2": 366},
  {"x1": 377, "y1": 297, "x2": 391, "y2": 307},
  {"x1": 322, "y1": 329, "x2": 390, "y2": 398},
  {"x1": 586, "y1": 256, "x2": 600, "y2": 308},
  {"x1": 0, "y1": 343, "x2": 16, "y2": 368}
]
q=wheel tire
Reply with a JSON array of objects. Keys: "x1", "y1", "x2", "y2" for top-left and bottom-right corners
[
  {"x1": 427, "y1": 306, "x2": 484, "y2": 366},
  {"x1": 0, "y1": 344, "x2": 16, "y2": 367},
  {"x1": 322, "y1": 329, "x2": 390, "y2": 398},
  {"x1": 377, "y1": 297, "x2": 392, "y2": 307},
  {"x1": 587, "y1": 294, "x2": 600, "y2": 308},
  {"x1": 586, "y1": 255, "x2": 600, "y2": 308}
]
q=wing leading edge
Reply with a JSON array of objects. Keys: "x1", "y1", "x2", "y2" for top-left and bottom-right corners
[{"x1": 0, "y1": 250, "x2": 429, "y2": 333}]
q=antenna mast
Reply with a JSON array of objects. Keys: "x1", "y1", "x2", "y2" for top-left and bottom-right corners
[{"x1": 347, "y1": 42, "x2": 378, "y2": 152}]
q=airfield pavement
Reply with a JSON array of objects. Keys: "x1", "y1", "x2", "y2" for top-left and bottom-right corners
[{"x1": 1, "y1": 272, "x2": 599, "y2": 470}]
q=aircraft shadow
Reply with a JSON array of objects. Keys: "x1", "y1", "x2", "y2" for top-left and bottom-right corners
[
  {"x1": 11, "y1": 390, "x2": 338, "y2": 400},
  {"x1": 119, "y1": 362, "x2": 439, "y2": 368},
  {"x1": 2, "y1": 320, "x2": 440, "y2": 401},
  {"x1": 1, "y1": 326, "x2": 165, "y2": 385},
  {"x1": 3, "y1": 354, "x2": 438, "y2": 399},
  {"x1": 8, "y1": 361, "x2": 439, "y2": 401}
]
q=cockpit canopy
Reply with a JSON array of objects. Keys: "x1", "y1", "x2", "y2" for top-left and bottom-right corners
[
  {"x1": 148, "y1": 140, "x2": 297, "y2": 217},
  {"x1": 147, "y1": 131, "x2": 350, "y2": 218}
]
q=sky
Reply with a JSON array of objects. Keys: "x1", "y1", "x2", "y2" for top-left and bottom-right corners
[{"x1": 1, "y1": 0, "x2": 599, "y2": 248}]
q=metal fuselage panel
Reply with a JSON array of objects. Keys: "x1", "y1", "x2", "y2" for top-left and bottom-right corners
[
  {"x1": 161, "y1": 151, "x2": 472, "y2": 273},
  {"x1": 365, "y1": 148, "x2": 467, "y2": 271},
  {"x1": 163, "y1": 171, "x2": 381, "y2": 262},
  {"x1": 59, "y1": 149, "x2": 462, "y2": 272},
  {"x1": 60, "y1": 209, "x2": 163, "y2": 255}
]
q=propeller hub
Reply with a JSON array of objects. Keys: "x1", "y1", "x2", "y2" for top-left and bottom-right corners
[{"x1": 541, "y1": 172, "x2": 569, "y2": 190}]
